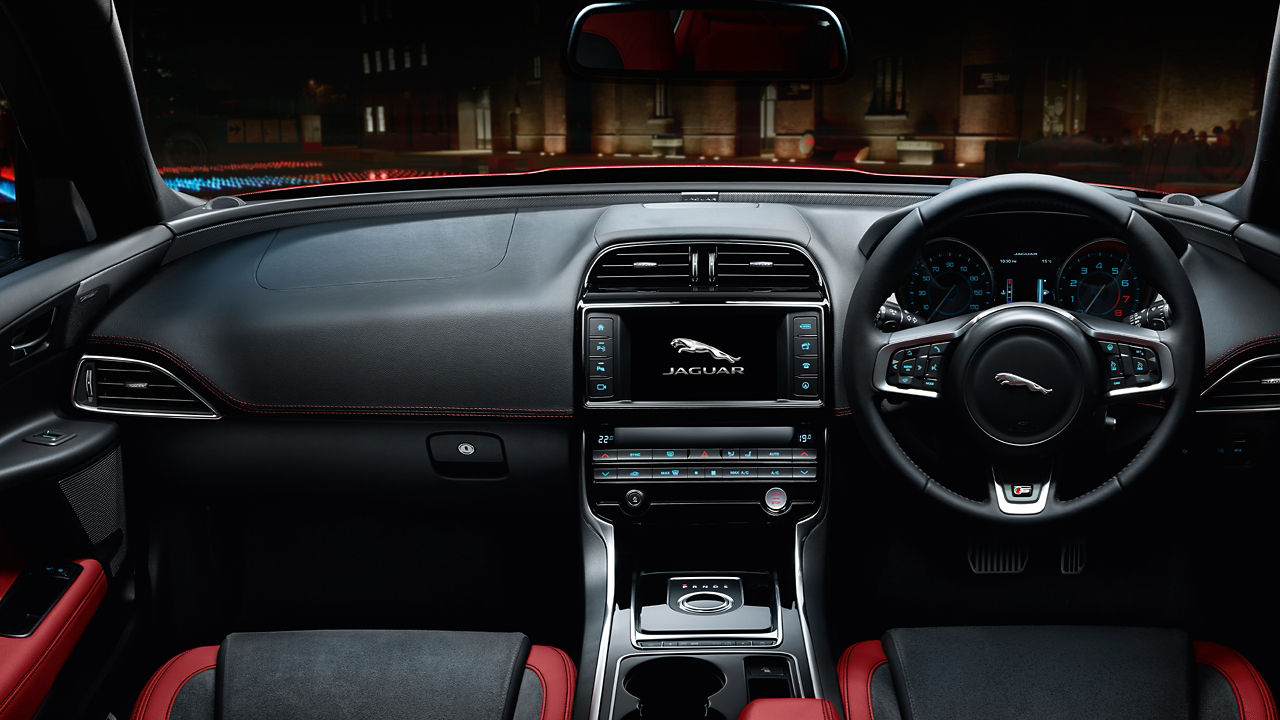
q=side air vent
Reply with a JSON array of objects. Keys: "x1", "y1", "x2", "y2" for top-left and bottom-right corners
[
  {"x1": 587, "y1": 242, "x2": 820, "y2": 292},
  {"x1": 73, "y1": 356, "x2": 219, "y2": 419},
  {"x1": 588, "y1": 244, "x2": 694, "y2": 290},
  {"x1": 713, "y1": 244, "x2": 820, "y2": 291},
  {"x1": 1201, "y1": 354, "x2": 1280, "y2": 412}
]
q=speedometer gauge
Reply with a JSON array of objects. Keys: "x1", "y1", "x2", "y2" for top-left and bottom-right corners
[
  {"x1": 1055, "y1": 240, "x2": 1148, "y2": 318},
  {"x1": 899, "y1": 239, "x2": 995, "y2": 320}
]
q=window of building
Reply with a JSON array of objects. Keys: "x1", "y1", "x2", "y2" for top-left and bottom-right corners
[
  {"x1": 475, "y1": 88, "x2": 491, "y2": 149},
  {"x1": 376, "y1": 105, "x2": 386, "y2": 133},
  {"x1": 653, "y1": 79, "x2": 669, "y2": 118},
  {"x1": 374, "y1": 51, "x2": 382, "y2": 73},
  {"x1": 359, "y1": 3, "x2": 367, "y2": 24},
  {"x1": 760, "y1": 83, "x2": 777, "y2": 153},
  {"x1": 364, "y1": 106, "x2": 374, "y2": 133},
  {"x1": 420, "y1": 42, "x2": 428, "y2": 67},
  {"x1": 403, "y1": 49, "x2": 412, "y2": 69},
  {"x1": 387, "y1": 48, "x2": 396, "y2": 71},
  {"x1": 362, "y1": 52, "x2": 370, "y2": 74},
  {"x1": 532, "y1": 56, "x2": 542, "y2": 81},
  {"x1": 868, "y1": 56, "x2": 907, "y2": 116}
]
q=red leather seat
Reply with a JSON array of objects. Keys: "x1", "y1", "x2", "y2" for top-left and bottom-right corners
[
  {"x1": 839, "y1": 627, "x2": 1276, "y2": 720},
  {"x1": 132, "y1": 630, "x2": 574, "y2": 720}
]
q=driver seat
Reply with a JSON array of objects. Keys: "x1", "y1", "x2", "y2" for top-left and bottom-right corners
[{"x1": 839, "y1": 626, "x2": 1275, "y2": 720}]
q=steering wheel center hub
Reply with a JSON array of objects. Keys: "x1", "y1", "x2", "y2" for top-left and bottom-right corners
[{"x1": 951, "y1": 307, "x2": 1098, "y2": 449}]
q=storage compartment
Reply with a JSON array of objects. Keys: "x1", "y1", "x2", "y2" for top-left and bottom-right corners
[{"x1": 613, "y1": 653, "x2": 797, "y2": 720}]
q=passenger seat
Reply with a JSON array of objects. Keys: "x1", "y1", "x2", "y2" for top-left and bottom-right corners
[{"x1": 131, "y1": 629, "x2": 574, "y2": 720}]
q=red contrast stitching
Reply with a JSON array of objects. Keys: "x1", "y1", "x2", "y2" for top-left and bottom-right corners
[
  {"x1": 1205, "y1": 335, "x2": 1280, "y2": 376},
  {"x1": 87, "y1": 335, "x2": 574, "y2": 418}
]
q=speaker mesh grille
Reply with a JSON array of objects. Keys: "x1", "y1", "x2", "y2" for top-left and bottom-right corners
[{"x1": 59, "y1": 447, "x2": 126, "y2": 574}]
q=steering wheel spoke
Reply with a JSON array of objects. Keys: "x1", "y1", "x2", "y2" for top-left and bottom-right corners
[
  {"x1": 874, "y1": 316, "x2": 969, "y2": 399},
  {"x1": 1074, "y1": 314, "x2": 1176, "y2": 402},
  {"x1": 990, "y1": 460, "x2": 1054, "y2": 516}
]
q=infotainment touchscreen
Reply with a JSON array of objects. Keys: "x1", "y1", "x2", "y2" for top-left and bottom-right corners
[{"x1": 626, "y1": 309, "x2": 780, "y2": 401}]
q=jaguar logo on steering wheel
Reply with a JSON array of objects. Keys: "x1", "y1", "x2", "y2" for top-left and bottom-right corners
[{"x1": 994, "y1": 372, "x2": 1053, "y2": 395}]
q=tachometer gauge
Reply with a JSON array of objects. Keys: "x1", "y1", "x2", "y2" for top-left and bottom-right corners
[
  {"x1": 898, "y1": 239, "x2": 995, "y2": 320},
  {"x1": 1055, "y1": 240, "x2": 1148, "y2": 318}
]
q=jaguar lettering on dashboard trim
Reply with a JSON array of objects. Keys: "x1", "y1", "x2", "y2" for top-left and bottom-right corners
[{"x1": 662, "y1": 366, "x2": 746, "y2": 376}]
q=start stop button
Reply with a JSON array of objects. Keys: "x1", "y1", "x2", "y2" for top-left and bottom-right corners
[{"x1": 763, "y1": 487, "x2": 789, "y2": 514}]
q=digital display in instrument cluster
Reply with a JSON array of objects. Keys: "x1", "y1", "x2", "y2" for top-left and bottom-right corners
[{"x1": 993, "y1": 249, "x2": 1058, "y2": 304}]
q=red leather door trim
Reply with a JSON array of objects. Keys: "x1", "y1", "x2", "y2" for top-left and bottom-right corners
[{"x1": 0, "y1": 559, "x2": 107, "y2": 720}]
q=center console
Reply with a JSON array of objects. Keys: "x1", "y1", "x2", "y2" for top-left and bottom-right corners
[{"x1": 576, "y1": 240, "x2": 832, "y2": 720}]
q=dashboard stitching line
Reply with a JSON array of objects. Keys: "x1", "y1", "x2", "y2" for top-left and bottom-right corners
[
  {"x1": 1204, "y1": 335, "x2": 1280, "y2": 376},
  {"x1": 87, "y1": 335, "x2": 574, "y2": 416}
]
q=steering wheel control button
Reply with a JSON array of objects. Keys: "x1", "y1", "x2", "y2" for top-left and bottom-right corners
[
  {"x1": 763, "y1": 487, "x2": 789, "y2": 513},
  {"x1": 587, "y1": 316, "x2": 614, "y2": 338},
  {"x1": 1101, "y1": 341, "x2": 1120, "y2": 355},
  {"x1": 792, "y1": 316, "x2": 819, "y2": 336}
]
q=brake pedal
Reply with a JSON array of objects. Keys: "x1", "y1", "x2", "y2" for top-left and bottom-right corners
[{"x1": 1060, "y1": 540, "x2": 1087, "y2": 575}]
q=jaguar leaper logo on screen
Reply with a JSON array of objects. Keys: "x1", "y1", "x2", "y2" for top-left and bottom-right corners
[{"x1": 663, "y1": 338, "x2": 744, "y2": 375}]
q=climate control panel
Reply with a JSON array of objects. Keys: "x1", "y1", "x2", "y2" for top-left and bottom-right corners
[{"x1": 587, "y1": 426, "x2": 822, "y2": 522}]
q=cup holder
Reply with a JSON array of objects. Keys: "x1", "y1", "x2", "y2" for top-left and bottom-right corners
[{"x1": 622, "y1": 657, "x2": 727, "y2": 720}]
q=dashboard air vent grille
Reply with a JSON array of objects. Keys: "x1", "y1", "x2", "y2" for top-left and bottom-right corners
[
  {"x1": 588, "y1": 245, "x2": 694, "y2": 290},
  {"x1": 74, "y1": 356, "x2": 218, "y2": 418},
  {"x1": 588, "y1": 242, "x2": 820, "y2": 292},
  {"x1": 714, "y1": 244, "x2": 819, "y2": 291},
  {"x1": 1202, "y1": 354, "x2": 1280, "y2": 412}
]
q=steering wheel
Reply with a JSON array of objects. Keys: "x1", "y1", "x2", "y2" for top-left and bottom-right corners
[{"x1": 843, "y1": 174, "x2": 1204, "y2": 522}]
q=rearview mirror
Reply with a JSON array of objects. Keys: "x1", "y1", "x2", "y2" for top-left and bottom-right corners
[{"x1": 568, "y1": 3, "x2": 847, "y2": 79}]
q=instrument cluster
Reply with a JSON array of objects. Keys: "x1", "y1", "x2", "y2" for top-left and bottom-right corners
[{"x1": 894, "y1": 215, "x2": 1155, "y2": 322}]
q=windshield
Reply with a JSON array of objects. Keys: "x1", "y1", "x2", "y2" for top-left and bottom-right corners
[{"x1": 127, "y1": 2, "x2": 1276, "y2": 199}]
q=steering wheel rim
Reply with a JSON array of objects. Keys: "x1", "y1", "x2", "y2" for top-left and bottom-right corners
[{"x1": 843, "y1": 174, "x2": 1204, "y2": 522}]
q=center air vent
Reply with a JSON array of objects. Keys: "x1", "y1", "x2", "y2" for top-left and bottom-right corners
[
  {"x1": 587, "y1": 242, "x2": 819, "y2": 292},
  {"x1": 73, "y1": 356, "x2": 219, "y2": 419},
  {"x1": 1201, "y1": 354, "x2": 1280, "y2": 412},
  {"x1": 713, "y1": 245, "x2": 819, "y2": 290}
]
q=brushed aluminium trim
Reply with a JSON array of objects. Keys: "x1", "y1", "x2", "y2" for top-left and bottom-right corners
[
  {"x1": 1198, "y1": 353, "x2": 1280, "y2": 414},
  {"x1": 581, "y1": 434, "x2": 617, "y2": 720},
  {"x1": 72, "y1": 355, "x2": 220, "y2": 419}
]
